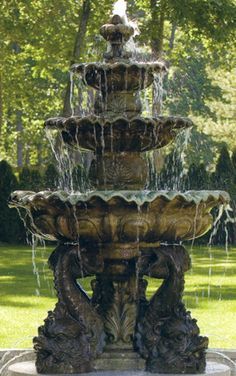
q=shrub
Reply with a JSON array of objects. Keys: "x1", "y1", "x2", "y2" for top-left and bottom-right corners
[{"x1": 0, "y1": 160, "x2": 24, "y2": 243}]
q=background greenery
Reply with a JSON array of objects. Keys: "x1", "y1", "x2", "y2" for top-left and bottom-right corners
[{"x1": 0, "y1": 0, "x2": 235, "y2": 166}]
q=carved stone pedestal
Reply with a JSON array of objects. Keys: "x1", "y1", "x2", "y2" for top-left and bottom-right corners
[
  {"x1": 32, "y1": 243, "x2": 208, "y2": 374},
  {"x1": 95, "y1": 348, "x2": 145, "y2": 371}
]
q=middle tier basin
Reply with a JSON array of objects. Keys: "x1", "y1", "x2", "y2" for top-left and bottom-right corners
[
  {"x1": 45, "y1": 115, "x2": 193, "y2": 152},
  {"x1": 10, "y1": 190, "x2": 229, "y2": 250},
  {"x1": 71, "y1": 62, "x2": 167, "y2": 92}
]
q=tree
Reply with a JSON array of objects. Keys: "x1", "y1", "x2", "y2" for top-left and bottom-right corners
[
  {"x1": 0, "y1": 0, "x2": 235, "y2": 169},
  {"x1": 44, "y1": 163, "x2": 59, "y2": 190},
  {"x1": 131, "y1": 0, "x2": 236, "y2": 56},
  {"x1": 214, "y1": 145, "x2": 234, "y2": 189},
  {"x1": 0, "y1": 160, "x2": 24, "y2": 243},
  {"x1": 186, "y1": 163, "x2": 210, "y2": 190},
  {"x1": 19, "y1": 167, "x2": 32, "y2": 190},
  {"x1": 62, "y1": 0, "x2": 92, "y2": 117}
]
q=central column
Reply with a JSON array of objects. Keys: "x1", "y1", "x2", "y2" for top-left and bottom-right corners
[{"x1": 92, "y1": 259, "x2": 145, "y2": 371}]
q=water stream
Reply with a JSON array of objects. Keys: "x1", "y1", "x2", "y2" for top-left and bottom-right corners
[
  {"x1": 31, "y1": 235, "x2": 41, "y2": 295},
  {"x1": 153, "y1": 71, "x2": 164, "y2": 116},
  {"x1": 69, "y1": 71, "x2": 74, "y2": 116}
]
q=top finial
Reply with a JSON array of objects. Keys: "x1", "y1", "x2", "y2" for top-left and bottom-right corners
[{"x1": 100, "y1": 2, "x2": 134, "y2": 61}]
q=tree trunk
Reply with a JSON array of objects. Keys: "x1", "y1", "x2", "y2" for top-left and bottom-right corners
[
  {"x1": 16, "y1": 110, "x2": 23, "y2": 168},
  {"x1": 150, "y1": 0, "x2": 166, "y2": 165},
  {"x1": 150, "y1": 0, "x2": 165, "y2": 57},
  {"x1": 169, "y1": 22, "x2": 177, "y2": 50},
  {"x1": 0, "y1": 71, "x2": 2, "y2": 136},
  {"x1": 62, "y1": 0, "x2": 91, "y2": 117}
]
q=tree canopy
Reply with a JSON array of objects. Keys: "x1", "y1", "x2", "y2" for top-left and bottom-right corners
[{"x1": 0, "y1": 0, "x2": 235, "y2": 168}]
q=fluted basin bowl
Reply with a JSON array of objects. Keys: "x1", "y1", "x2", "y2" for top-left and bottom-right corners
[
  {"x1": 71, "y1": 62, "x2": 167, "y2": 92},
  {"x1": 9, "y1": 191, "x2": 229, "y2": 254},
  {"x1": 45, "y1": 115, "x2": 193, "y2": 153}
]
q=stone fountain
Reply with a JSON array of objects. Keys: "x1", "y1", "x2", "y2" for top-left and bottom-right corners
[{"x1": 9, "y1": 8, "x2": 230, "y2": 376}]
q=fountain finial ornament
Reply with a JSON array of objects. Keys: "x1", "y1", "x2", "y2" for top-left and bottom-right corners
[
  {"x1": 9, "y1": 3, "x2": 230, "y2": 376},
  {"x1": 100, "y1": 14, "x2": 134, "y2": 60}
]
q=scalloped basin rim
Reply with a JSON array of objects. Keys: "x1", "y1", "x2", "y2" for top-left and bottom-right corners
[
  {"x1": 71, "y1": 61, "x2": 167, "y2": 72},
  {"x1": 44, "y1": 115, "x2": 194, "y2": 128},
  {"x1": 10, "y1": 190, "x2": 230, "y2": 207}
]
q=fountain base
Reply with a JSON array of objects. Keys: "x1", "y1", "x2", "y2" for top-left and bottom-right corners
[
  {"x1": 24, "y1": 243, "x2": 209, "y2": 374},
  {"x1": 95, "y1": 348, "x2": 145, "y2": 371},
  {"x1": 8, "y1": 361, "x2": 231, "y2": 376}
]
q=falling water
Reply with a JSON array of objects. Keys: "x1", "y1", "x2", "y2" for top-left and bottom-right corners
[
  {"x1": 206, "y1": 205, "x2": 225, "y2": 299},
  {"x1": 103, "y1": 68, "x2": 108, "y2": 112},
  {"x1": 190, "y1": 204, "x2": 199, "y2": 252},
  {"x1": 100, "y1": 123, "x2": 107, "y2": 189},
  {"x1": 172, "y1": 127, "x2": 192, "y2": 190},
  {"x1": 150, "y1": 127, "x2": 192, "y2": 191},
  {"x1": 153, "y1": 71, "x2": 164, "y2": 116},
  {"x1": 224, "y1": 204, "x2": 236, "y2": 254},
  {"x1": 112, "y1": 0, "x2": 139, "y2": 54},
  {"x1": 72, "y1": 205, "x2": 84, "y2": 279},
  {"x1": 135, "y1": 204, "x2": 142, "y2": 295},
  {"x1": 208, "y1": 205, "x2": 225, "y2": 248},
  {"x1": 15, "y1": 208, "x2": 49, "y2": 295},
  {"x1": 69, "y1": 71, "x2": 74, "y2": 116},
  {"x1": 15, "y1": 208, "x2": 32, "y2": 245},
  {"x1": 45, "y1": 128, "x2": 75, "y2": 192},
  {"x1": 31, "y1": 235, "x2": 41, "y2": 295},
  {"x1": 113, "y1": 0, "x2": 127, "y2": 20},
  {"x1": 141, "y1": 70, "x2": 151, "y2": 117}
]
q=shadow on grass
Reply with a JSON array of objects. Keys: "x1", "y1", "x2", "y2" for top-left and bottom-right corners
[{"x1": 0, "y1": 297, "x2": 41, "y2": 308}]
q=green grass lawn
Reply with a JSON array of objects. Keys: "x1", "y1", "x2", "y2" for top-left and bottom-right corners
[{"x1": 0, "y1": 244, "x2": 236, "y2": 349}]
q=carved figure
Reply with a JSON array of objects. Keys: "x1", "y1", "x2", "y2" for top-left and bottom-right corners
[
  {"x1": 136, "y1": 246, "x2": 208, "y2": 373},
  {"x1": 33, "y1": 246, "x2": 105, "y2": 373}
]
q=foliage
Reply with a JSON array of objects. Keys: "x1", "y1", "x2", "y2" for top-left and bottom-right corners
[
  {"x1": 0, "y1": 0, "x2": 235, "y2": 167},
  {"x1": 132, "y1": 0, "x2": 236, "y2": 50},
  {"x1": 165, "y1": 41, "x2": 223, "y2": 118},
  {"x1": 44, "y1": 163, "x2": 59, "y2": 190},
  {"x1": 0, "y1": 0, "x2": 114, "y2": 167},
  {"x1": 186, "y1": 163, "x2": 210, "y2": 190},
  {"x1": 18, "y1": 166, "x2": 43, "y2": 191},
  {"x1": 0, "y1": 161, "x2": 23, "y2": 243},
  {"x1": 19, "y1": 166, "x2": 32, "y2": 190},
  {"x1": 154, "y1": 144, "x2": 236, "y2": 244},
  {"x1": 0, "y1": 162, "x2": 59, "y2": 243},
  {"x1": 214, "y1": 145, "x2": 234, "y2": 189}
]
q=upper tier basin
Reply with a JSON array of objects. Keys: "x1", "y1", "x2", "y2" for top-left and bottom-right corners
[
  {"x1": 9, "y1": 190, "x2": 229, "y2": 250},
  {"x1": 71, "y1": 62, "x2": 167, "y2": 92},
  {"x1": 45, "y1": 115, "x2": 192, "y2": 152}
]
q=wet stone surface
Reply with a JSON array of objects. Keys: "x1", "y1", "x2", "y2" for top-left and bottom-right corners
[{"x1": 8, "y1": 361, "x2": 231, "y2": 376}]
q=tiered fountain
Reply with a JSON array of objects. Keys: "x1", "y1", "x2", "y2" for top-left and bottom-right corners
[{"x1": 9, "y1": 6, "x2": 230, "y2": 376}]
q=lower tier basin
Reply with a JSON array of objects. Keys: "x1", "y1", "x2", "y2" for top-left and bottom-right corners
[
  {"x1": 9, "y1": 190, "x2": 229, "y2": 246},
  {"x1": 7, "y1": 361, "x2": 231, "y2": 376}
]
